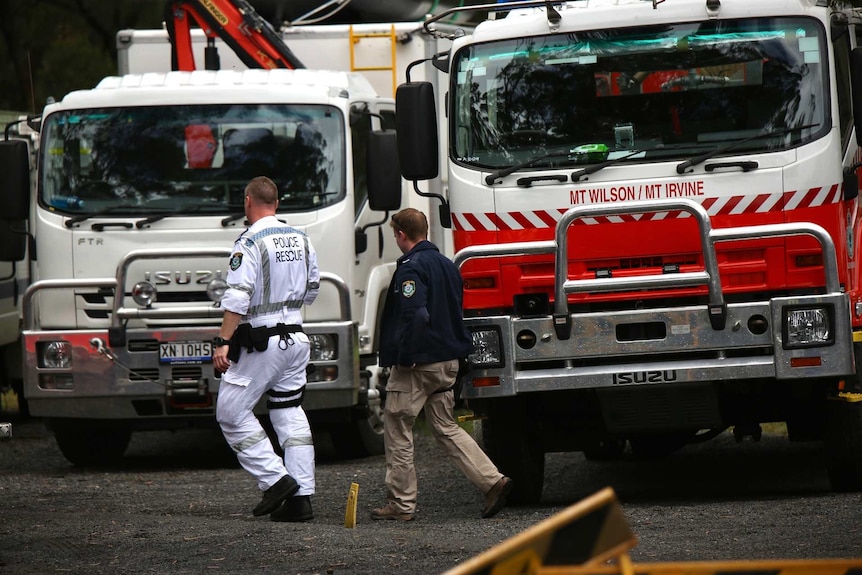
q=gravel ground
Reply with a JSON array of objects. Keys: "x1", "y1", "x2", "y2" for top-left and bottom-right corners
[{"x1": 1, "y1": 417, "x2": 861, "y2": 575}]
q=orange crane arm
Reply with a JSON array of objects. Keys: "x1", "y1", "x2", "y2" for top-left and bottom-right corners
[{"x1": 164, "y1": 0, "x2": 305, "y2": 71}]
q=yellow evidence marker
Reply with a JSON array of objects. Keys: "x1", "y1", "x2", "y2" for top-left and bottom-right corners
[{"x1": 344, "y1": 482, "x2": 359, "y2": 528}]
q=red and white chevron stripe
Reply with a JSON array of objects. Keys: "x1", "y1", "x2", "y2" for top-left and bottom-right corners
[{"x1": 451, "y1": 185, "x2": 842, "y2": 231}]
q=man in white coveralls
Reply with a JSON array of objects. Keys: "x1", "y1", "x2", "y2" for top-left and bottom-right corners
[{"x1": 213, "y1": 175, "x2": 320, "y2": 522}]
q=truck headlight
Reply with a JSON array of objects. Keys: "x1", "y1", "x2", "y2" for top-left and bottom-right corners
[
  {"x1": 309, "y1": 334, "x2": 337, "y2": 361},
  {"x1": 469, "y1": 327, "x2": 504, "y2": 368},
  {"x1": 131, "y1": 281, "x2": 157, "y2": 307},
  {"x1": 783, "y1": 306, "x2": 834, "y2": 348},
  {"x1": 38, "y1": 341, "x2": 72, "y2": 368}
]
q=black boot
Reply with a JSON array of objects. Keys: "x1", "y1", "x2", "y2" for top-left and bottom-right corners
[
  {"x1": 271, "y1": 495, "x2": 313, "y2": 522},
  {"x1": 252, "y1": 475, "x2": 299, "y2": 516}
]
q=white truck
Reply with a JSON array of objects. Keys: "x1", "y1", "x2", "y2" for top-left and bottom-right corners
[{"x1": 0, "y1": 8, "x2": 462, "y2": 464}]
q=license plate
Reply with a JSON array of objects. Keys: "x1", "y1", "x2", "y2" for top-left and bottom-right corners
[{"x1": 159, "y1": 341, "x2": 213, "y2": 365}]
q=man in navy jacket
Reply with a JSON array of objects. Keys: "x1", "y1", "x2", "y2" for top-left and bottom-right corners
[{"x1": 372, "y1": 208, "x2": 512, "y2": 521}]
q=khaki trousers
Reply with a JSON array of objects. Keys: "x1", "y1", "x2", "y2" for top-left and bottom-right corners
[{"x1": 383, "y1": 360, "x2": 502, "y2": 514}]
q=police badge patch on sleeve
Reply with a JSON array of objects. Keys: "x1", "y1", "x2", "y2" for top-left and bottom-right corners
[
  {"x1": 229, "y1": 252, "x2": 243, "y2": 271},
  {"x1": 401, "y1": 280, "x2": 416, "y2": 298}
]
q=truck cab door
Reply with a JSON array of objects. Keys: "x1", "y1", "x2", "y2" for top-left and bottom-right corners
[{"x1": 349, "y1": 102, "x2": 402, "y2": 353}]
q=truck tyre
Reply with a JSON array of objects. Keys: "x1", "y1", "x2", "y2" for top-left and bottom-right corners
[
  {"x1": 480, "y1": 401, "x2": 544, "y2": 505},
  {"x1": 52, "y1": 421, "x2": 132, "y2": 466},
  {"x1": 825, "y1": 399, "x2": 862, "y2": 492}
]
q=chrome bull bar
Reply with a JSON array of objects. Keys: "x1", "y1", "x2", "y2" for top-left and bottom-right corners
[
  {"x1": 23, "y1": 247, "x2": 351, "y2": 331},
  {"x1": 454, "y1": 198, "x2": 842, "y2": 338}
]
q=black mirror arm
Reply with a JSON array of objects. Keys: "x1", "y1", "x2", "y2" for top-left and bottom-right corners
[
  {"x1": 360, "y1": 210, "x2": 390, "y2": 234},
  {"x1": 411, "y1": 181, "x2": 451, "y2": 228}
]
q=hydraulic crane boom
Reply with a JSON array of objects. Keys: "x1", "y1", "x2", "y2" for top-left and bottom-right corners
[{"x1": 165, "y1": 0, "x2": 305, "y2": 71}]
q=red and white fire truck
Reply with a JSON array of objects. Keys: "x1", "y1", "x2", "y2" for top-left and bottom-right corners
[{"x1": 386, "y1": 0, "x2": 862, "y2": 502}]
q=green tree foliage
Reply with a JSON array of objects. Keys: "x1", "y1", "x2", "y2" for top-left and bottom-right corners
[{"x1": 0, "y1": 0, "x2": 164, "y2": 113}]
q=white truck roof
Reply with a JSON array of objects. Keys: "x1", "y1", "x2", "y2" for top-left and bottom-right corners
[
  {"x1": 470, "y1": 0, "x2": 815, "y2": 43},
  {"x1": 54, "y1": 68, "x2": 381, "y2": 109}
]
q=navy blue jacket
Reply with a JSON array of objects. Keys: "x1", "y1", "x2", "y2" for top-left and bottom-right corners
[{"x1": 379, "y1": 240, "x2": 473, "y2": 367}]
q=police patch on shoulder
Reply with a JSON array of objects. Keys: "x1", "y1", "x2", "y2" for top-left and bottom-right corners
[
  {"x1": 229, "y1": 252, "x2": 243, "y2": 271},
  {"x1": 401, "y1": 280, "x2": 416, "y2": 298}
]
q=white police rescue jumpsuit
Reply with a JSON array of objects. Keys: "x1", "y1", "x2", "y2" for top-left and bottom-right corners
[{"x1": 216, "y1": 215, "x2": 320, "y2": 495}]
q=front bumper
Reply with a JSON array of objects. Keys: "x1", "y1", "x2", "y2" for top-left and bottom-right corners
[
  {"x1": 462, "y1": 293, "x2": 852, "y2": 400},
  {"x1": 22, "y1": 247, "x2": 360, "y2": 421},
  {"x1": 23, "y1": 320, "x2": 358, "y2": 420},
  {"x1": 458, "y1": 199, "x2": 854, "y2": 401}
]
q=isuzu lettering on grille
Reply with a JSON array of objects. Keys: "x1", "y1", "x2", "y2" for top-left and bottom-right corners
[
  {"x1": 612, "y1": 370, "x2": 678, "y2": 385},
  {"x1": 145, "y1": 270, "x2": 223, "y2": 285}
]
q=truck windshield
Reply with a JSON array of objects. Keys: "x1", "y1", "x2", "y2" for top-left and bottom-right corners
[
  {"x1": 451, "y1": 16, "x2": 827, "y2": 169},
  {"x1": 40, "y1": 104, "x2": 344, "y2": 213}
]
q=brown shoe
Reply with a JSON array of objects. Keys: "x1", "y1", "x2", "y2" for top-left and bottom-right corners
[
  {"x1": 482, "y1": 476, "x2": 513, "y2": 519},
  {"x1": 370, "y1": 504, "x2": 414, "y2": 522}
]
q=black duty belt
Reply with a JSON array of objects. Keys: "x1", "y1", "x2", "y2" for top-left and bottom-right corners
[{"x1": 227, "y1": 323, "x2": 304, "y2": 362}]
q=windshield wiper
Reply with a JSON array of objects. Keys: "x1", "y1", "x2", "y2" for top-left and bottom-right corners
[
  {"x1": 675, "y1": 123, "x2": 819, "y2": 175},
  {"x1": 64, "y1": 205, "x2": 149, "y2": 228},
  {"x1": 570, "y1": 143, "x2": 701, "y2": 182},
  {"x1": 571, "y1": 148, "x2": 649, "y2": 182},
  {"x1": 134, "y1": 207, "x2": 182, "y2": 229},
  {"x1": 134, "y1": 204, "x2": 231, "y2": 228},
  {"x1": 221, "y1": 211, "x2": 247, "y2": 227},
  {"x1": 485, "y1": 147, "x2": 579, "y2": 185}
]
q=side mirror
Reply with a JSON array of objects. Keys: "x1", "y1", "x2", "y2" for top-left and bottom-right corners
[
  {"x1": 0, "y1": 140, "x2": 31, "y2": 221},
  {"x1": 355, "y1": 227, "x2": 368, "y2": 256},
  {"x1": 844, "y1": 165, "x2": 860, "y2": 201},
  {"x1": 850, "y1": 47, "x2": 862, "y2": 145},
  {"x1": 395, "y1": 82, "x2": 438, "y2": 181},
  {"x1": 367, "y1": 130, "x2": 402, "y2": 211},
  {"x1": 0, "y1": 221, "x2": 27, "y2": 262}
]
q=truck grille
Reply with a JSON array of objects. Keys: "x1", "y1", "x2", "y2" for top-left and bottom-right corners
[
  {"x1": 129, "y1": 369, "x2": 160, "y2": 382},
  {"x1": 80, "y1": 291, "x2": 214, "y2": 321},
  {"x1": 127, "y1": 366, "x2": 204, "y2": 381}
]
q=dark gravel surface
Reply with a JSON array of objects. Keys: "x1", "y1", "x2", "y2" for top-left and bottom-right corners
[{"x1": 1, "y1": 417, "x2": 861, "y2": 574}]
